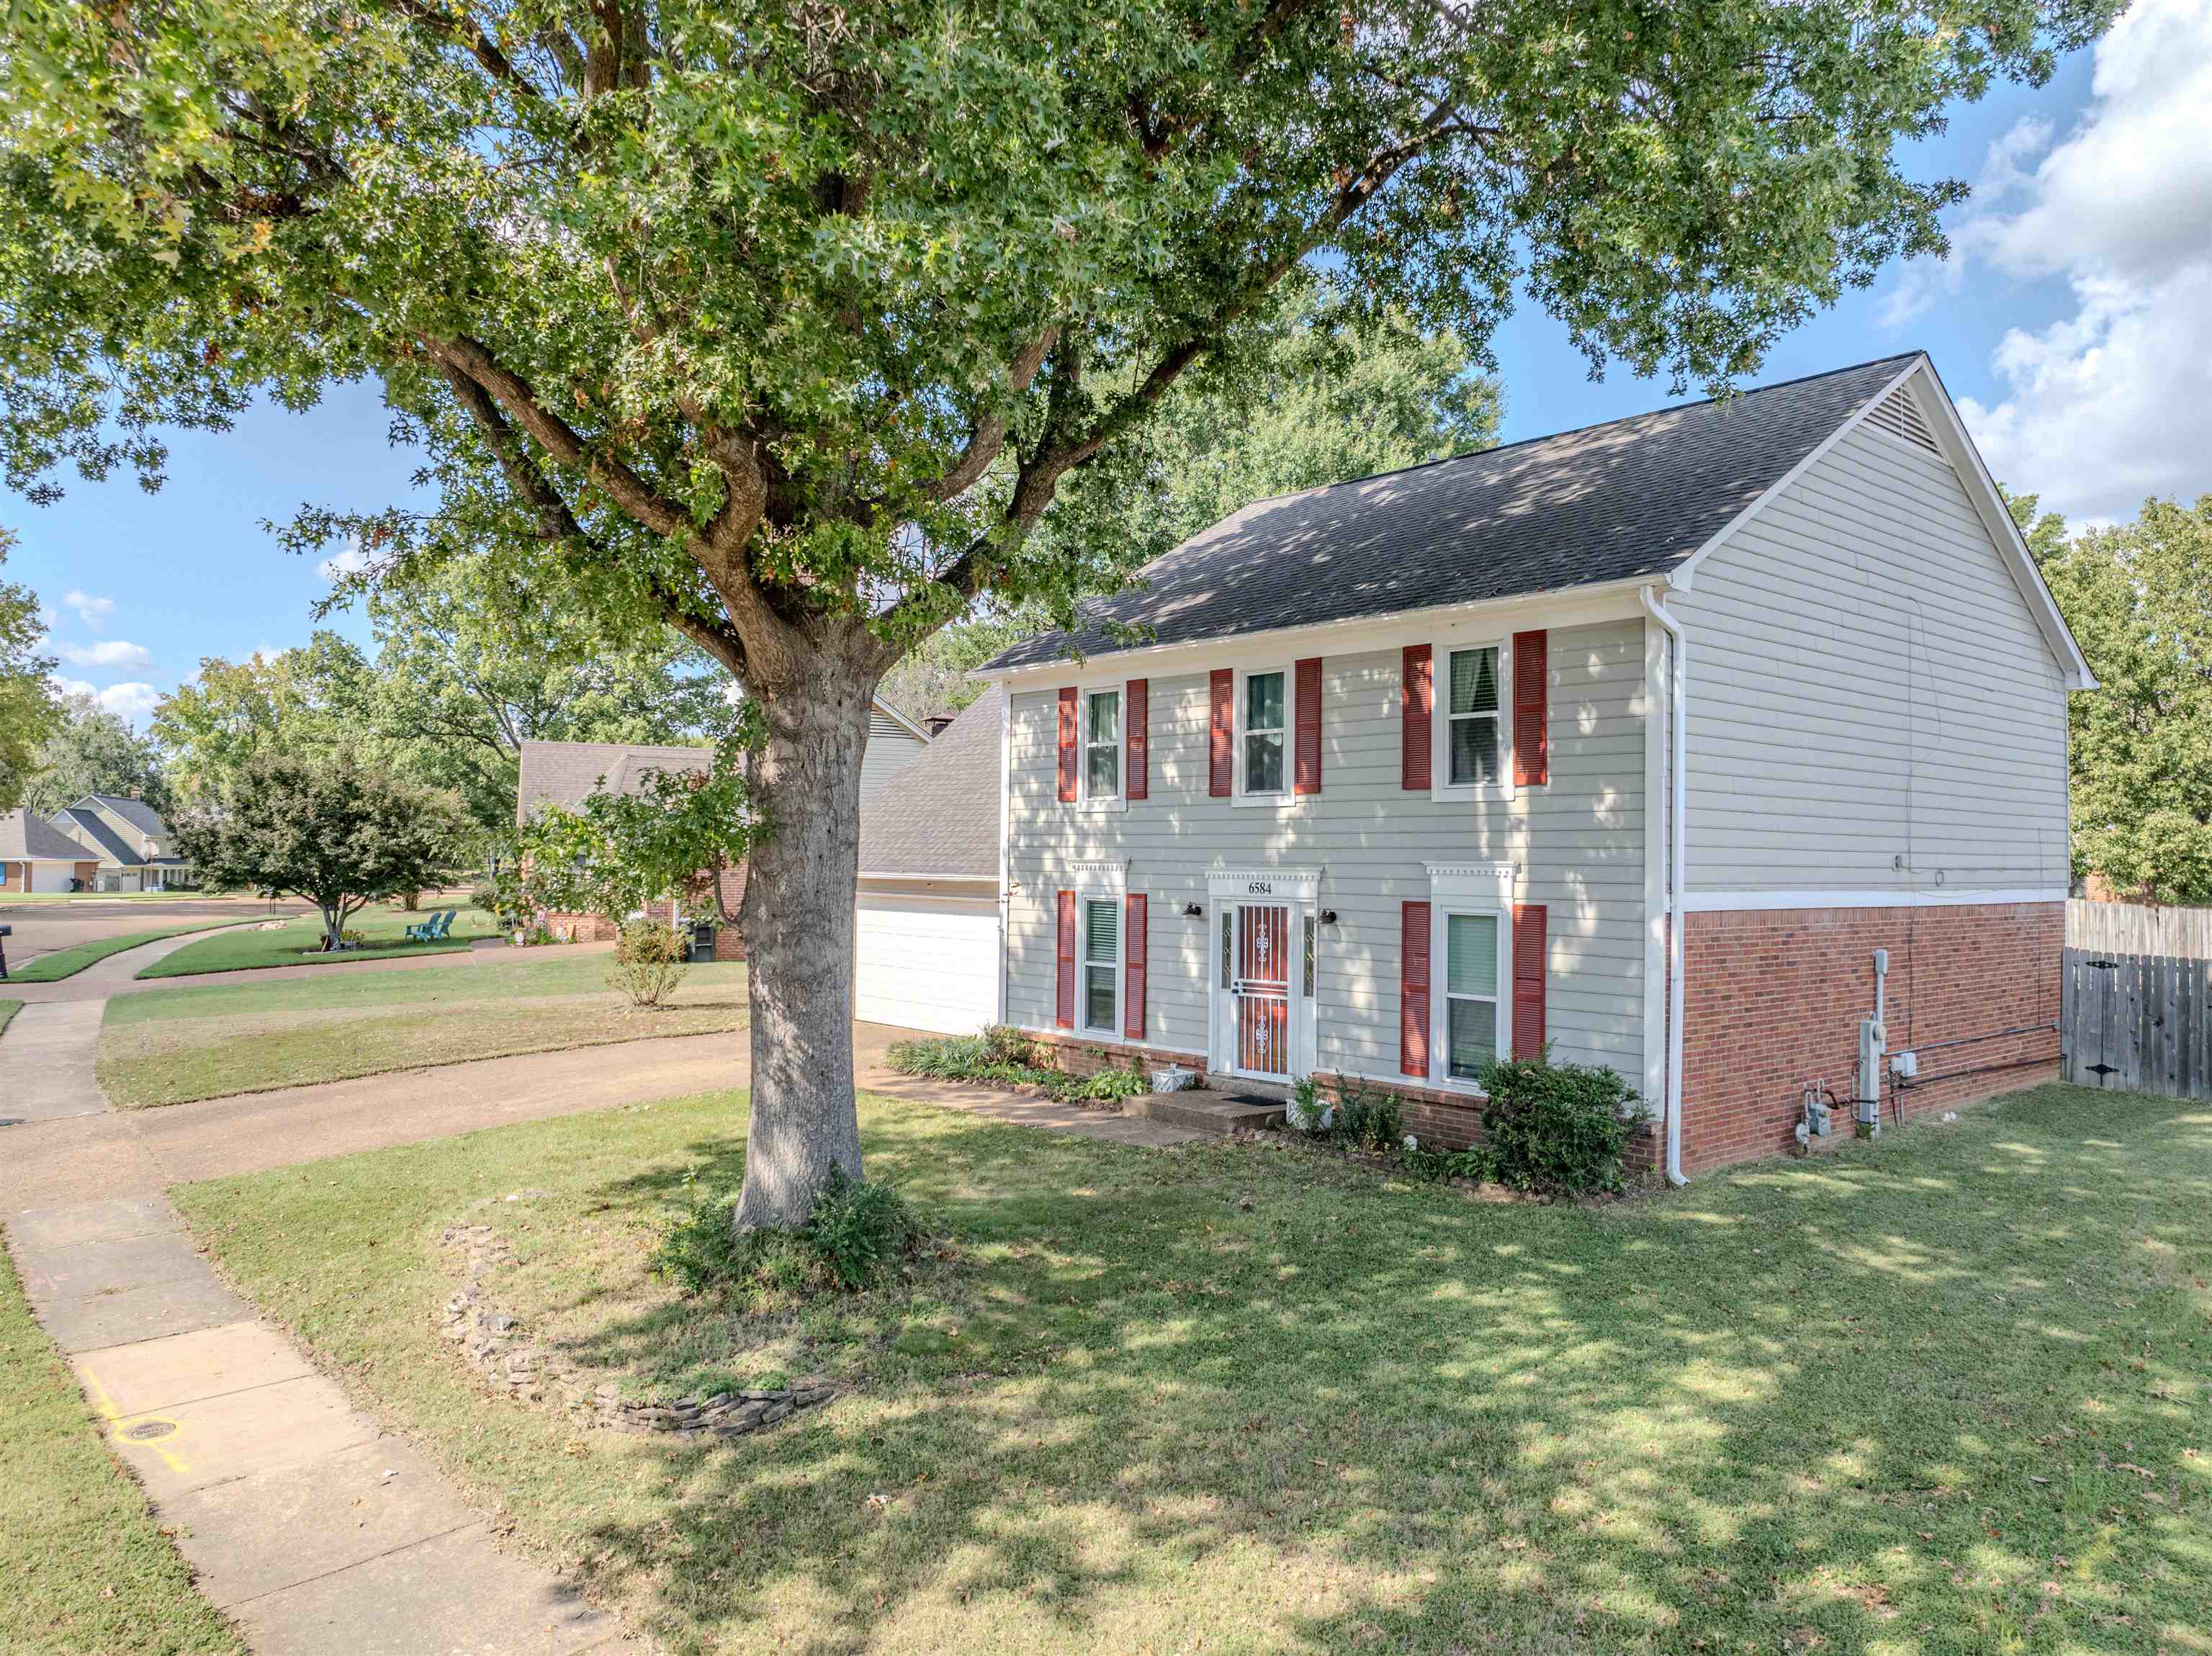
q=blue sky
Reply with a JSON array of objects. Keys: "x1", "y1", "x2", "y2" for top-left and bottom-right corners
[{"x1": 13, "y1": 0, "x2": 2209, "y2": 724}]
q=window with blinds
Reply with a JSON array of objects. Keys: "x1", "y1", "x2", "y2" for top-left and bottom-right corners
[
  {"x1": 1244, "y1": 670, "x2": 1286, "y2": 794},
  {"x1": 1444, "y1": 911, "x2": 1499, "y2": 1079},
  {"x1": 1446, "y1": 646, "x2": 1501, "y2": 787},
  {"x1": 1084, "y1": 689, "x2": 1120, "y2": 801},
  {"x1": 1083, "y1": 897, "x2": 1120, "y2": 1033}
]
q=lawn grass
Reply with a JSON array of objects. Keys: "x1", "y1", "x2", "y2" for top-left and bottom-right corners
[
  {"x1": 4, "y1": 920, "x2": 262, "y2": 983},
  {"x1": 0, "y1": 1000, "x2": 18, "y2": 1037},
  {"x1": 174, "y1": 1081, "x2": 2211, "y2": 1656},
  {"x1": 0, "y1": 1236, "x2": 243, "y2": 1655},
  {"x1": 136, "y1": 904, "x2": 498, "y2": 978},
  {"x1": 100, "y1": 954, "x2": 749, "y2": 1107}
]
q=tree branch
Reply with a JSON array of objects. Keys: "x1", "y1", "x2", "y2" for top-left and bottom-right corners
[
  {"x1": 912, "y1": 325, "x2": 1060, "y2": 505},
  {"x1": 382, "y1": 0, "x2": 549, "y2": 103}
]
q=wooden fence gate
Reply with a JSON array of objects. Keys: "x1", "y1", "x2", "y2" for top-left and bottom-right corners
[{"x1": 2062, "y1": 899, "x2": 2212, "y2": 1097}]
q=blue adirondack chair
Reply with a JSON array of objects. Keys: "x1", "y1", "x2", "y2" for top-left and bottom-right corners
[{"x1": 405, "y1": 908, "x2": 456, "y2": 943}]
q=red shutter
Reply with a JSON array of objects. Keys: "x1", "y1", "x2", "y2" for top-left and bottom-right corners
[
  {"x1": 1512, "y1": 902, "x2": 1547, "y2": 1059},
  {"x1": 1512, "y1": 629, "x2": 1548, "y2": 788},
  {"x1": 1056, "y1": 687, "x2": 1079, "y2": 802},
  {"x1": 1208, "y1": 668, "x2": 1233, "y2": 797},
  {"x1": 1125, "y1": 680, "x2": 1148, "y2": 801},
  {"x1": 1401, "y1": 644, "x2": 1431, "y2": 791},
  {"x1": 1055, "y1": 890, "x2": 1076, "y2": 1028},
  {"x1": 1293, "y1": 656, "x2": 1323, "y2": 796},
  {"x1": 1124, "y1": 892, "x2": 1147, "y2": 1040},
  {"x1": 1401, "y1": 900, "x2": 1431, "y2": 1077}
]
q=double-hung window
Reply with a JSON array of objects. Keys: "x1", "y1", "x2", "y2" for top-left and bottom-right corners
[
  {"x1": 1242, "y1": 669, "x2": 1287, "y2": 796},
  {"x1": 1083, "y1": 688, "x2": 1121, "y2": 804},
  {"x1": 1444, "y1": 645, "x2": 1503, "y2": 788},
  {"x1": 1082, "y1": 897, "x2": 1120, "y2": 1033},
  {"x1": 1443, "y1": 911, "x2": 1501, "y2": 1081}
]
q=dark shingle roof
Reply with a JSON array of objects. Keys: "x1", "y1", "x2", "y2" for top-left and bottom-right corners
[
  {"x1": 1, "y1": 809, "x2": 92, "y2": 861},
  {"x1": 857, "y1": 685, "x2": 1001, "y2": 880},
  {"x1": 514, "y1": 741, "x2": 711, "y2": 827},
  {"x1": 81, "y1": 793, "x2": 168, "y2": 837},
  {"x1": 56, "y1": 806, "x2": 138, "y2": 865},
  {"x1": 986, "y1": 354, "x2": 1919, "y2": 669}
]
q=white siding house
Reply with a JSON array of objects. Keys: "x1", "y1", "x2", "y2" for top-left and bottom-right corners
[{"x1": 977, "y1": 353, "x2": 2092, "y2": 1174}]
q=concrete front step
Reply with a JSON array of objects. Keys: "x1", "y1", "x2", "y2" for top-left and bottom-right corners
[{"x1": 1125, "y1": 1092, "x2": 1285, "y2": 1135}]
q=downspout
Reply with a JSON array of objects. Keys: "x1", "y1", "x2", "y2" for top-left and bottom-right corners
[{"x1": 1640, "y1": 585, "x2": 1691, "y2": 1187}]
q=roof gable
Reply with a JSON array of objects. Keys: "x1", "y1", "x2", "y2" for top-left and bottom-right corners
[
  {"x1": 56, "y1": 806, "x2": 139, "y2": 865},
  {"x1": 76, "y1": 793, "x2": 168, "y2": 838},
  {"x1": 857, "y1": 685, "x2": 1001, "y2": 879},
  {"x1": 985, "y1": 355, "x2": 1921, "y2": 671},
  {"x1": 0, "y1": 809, "x2": 93, "y2": 861}
]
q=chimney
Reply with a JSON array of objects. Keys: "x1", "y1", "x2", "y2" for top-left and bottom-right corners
[
  {"x1": 127, "y1": 786, "x2": 142, "y2": 799},
  {"x1": 925, "y1": 714, "x2": 956, "y2": 737}
]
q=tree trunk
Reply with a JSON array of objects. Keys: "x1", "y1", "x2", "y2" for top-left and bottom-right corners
[{"x1": 731, "y1": 652, "x2": 878, "y2": 1231}]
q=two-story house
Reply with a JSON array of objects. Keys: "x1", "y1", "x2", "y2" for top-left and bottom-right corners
[
  {"x1": 48, "y1": 793, "x2": 196, "y2": 891},
  {"x1": 975, "y1": 353, "x2": 2091, "y2": 1176}
]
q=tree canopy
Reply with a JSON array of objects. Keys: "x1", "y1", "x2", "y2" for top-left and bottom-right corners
[
  {"x1": 173, "y1": 749, "x2": 469, "y2": 945},
  {"x1": 0, "y1": 527, "x2": 62, "y2": 810},
  {"x1": 2021, "y1": 492, "x2": 2212, "y2": 904},
  {"x1": 19, "y1": 689, "x2": 168, "y2": 814}
]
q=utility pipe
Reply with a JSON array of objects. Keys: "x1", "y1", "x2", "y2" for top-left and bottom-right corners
[{"x1": 1641, "y1": 585, "x2": 1691, "y2": 1186}]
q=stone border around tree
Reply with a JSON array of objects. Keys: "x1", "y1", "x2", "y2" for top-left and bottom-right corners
[{"x1": 436, "y1": 1193, "x2": 841, "y2": 1441}]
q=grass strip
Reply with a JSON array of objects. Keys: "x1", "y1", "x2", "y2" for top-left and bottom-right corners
[
  {"x1": 0, "y1": 1236, "x2": 243, "y2": 1654},
  {"x1": 0, "y1": 999, "x2": 19, "y2": 1036},
  {"x1": 4, "y1": 921, "x2": 261, "y2": 984},
  {"x1": 136, "y1": 906, "x2": 498, "y2": 979},
  {"x1": 175, "y1": 1080, "x2": 2212, "y2": 1655}
]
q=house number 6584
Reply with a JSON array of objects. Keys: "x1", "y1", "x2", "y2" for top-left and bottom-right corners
[{"x1": 1246, "y1": 881, "x2": 1273, "y2": 895}]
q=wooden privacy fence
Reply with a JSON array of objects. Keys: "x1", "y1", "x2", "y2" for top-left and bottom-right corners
[{"x1": 2062, "y1": 899, "x2": 2212, "y2": 1097}]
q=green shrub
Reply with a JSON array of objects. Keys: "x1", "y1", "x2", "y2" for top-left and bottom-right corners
[
  {"x1": 1325, "y1": 1078, "x2": 1404, "y2": 1153},
  {"x1": 1476, "y1": 1055, "x2": 1638, "y2": 1194},
  {"x1": 1078, "y1": 1063, "x2": 1149, "y2": 1104},
  {"x1": 884, "y1": 1030, "x2": 1148, "y2": 1109},
  {"x1": 610, "y1": 917, "x2": 688, "y2": 1007},
  {"x1": 1445, "y1": 1144, "x2": 1501, "y2": 1183},
  {"x1": 1285, "y1": 1076, "x2": 1328, "y2": 1133},
  {"x1": 980, "y1": 1025, "x2": 1038, "y2": 1066},
  {"x1": 469, "y1": 878, "x2": 500, "y2": 913},
  {"x1": 652, "y1": 1166, "x2": 925, "y2": 1295}
]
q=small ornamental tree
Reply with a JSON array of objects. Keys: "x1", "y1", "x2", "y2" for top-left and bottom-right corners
[
  {"x1": 174, "y1": 751, "x2": 469, "y2": 948},
  {"x1": 515, "y1": 734, "x2": 754, "y2": 927},
  {"x1": 0, "y1": 0, "x2": 2118, "y2": 1227}
]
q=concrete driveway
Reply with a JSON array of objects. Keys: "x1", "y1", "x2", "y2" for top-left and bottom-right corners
[{"x1": 0, "y1": 893, "x2": 311, "y2": 968}]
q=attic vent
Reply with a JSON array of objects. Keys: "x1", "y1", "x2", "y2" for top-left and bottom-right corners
[
  {"x1": 1864, "y1": 385, "x2": 1940, "y2": 453},
  {"x1": 870, "y1": 712, "x2": 912, "y2": 741}
]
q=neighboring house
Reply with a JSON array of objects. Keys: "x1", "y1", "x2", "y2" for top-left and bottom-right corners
[
  {"x1": 511, "y1": 696, "x2": 932, "y2": 957},
  {"x1": 1, "y1": 809, "x2": 101, "y2": 894},
  {"x1": 976, "y1": 352, "x2": 2091, "y2": 1176},
  {"x1": 853, "y1": 685, "x2": 1003, "y2": 1034},
  {"x1": 45, "y1": 793, "x2": 195, "y2": 891}
]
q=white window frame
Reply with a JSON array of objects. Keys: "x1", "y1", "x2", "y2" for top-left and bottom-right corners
[
  {"x1": 1071, "y1": 863, "x2": 1127, "y2": 1036},
  {"x1": 1429, "y1": 634, "x2": 1514, "y2": 801},
  {"x1": 1233, "y1": 661, "x2": 1295, "y2": 806},
  {"x1": 1075, "y1": 680, "x2": 1127, "y2": 814},
  {"x1": 1425, "y1": 863, "x2": 1516, "y2": 1094}
]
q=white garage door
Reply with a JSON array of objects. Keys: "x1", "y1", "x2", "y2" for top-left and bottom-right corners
[{"x1": 854, "y1": 891, "x2": 999, "y2": 1036}]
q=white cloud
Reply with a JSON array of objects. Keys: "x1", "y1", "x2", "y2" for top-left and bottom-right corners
[
  {"x1": 317, "y1": 541, "x2": 372, "y2": 583},
  {"x1": 55, "y1": 678, "x2": 161, "y2": 721},
  {"x1": 60, "y1": 588, "x2": 115, "y2": 629},
  {"x1": 1887, "y1": 0, "x2": 2212, "y2": 523},
  {"x1": 58, "y1": 639, "x2": 154, "y2": 670}
]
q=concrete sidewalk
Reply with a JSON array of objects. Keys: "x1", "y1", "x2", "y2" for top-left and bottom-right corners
[{"x1": 12, "y1": 1192, "x2": 640, "y2": 1656}]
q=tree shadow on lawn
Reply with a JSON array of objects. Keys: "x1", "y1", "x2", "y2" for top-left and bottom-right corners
[{"x1": 552, "y1": 1087, "x2": 2208, "y2": 1654}]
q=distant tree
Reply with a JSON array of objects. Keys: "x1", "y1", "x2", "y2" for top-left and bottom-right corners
[
  {"x1": 338, "y1": 562, "x2": 730, "y2": 834},
  {"x1": 877, "y1": 612, "x2": 1049, "y2": 722},
  {"x1": 152, "y1": 640, "x2": 371, "y2": 801},
  {"x1": 512, "y1": 734, "x2": 754, "y2": 929},
  {"x1": 0, "y1": 527, "x2": 62, "y2": 809},
  {"x1": 174, "y1": 750, "x2": 469, "y2": 949},
  {"x1": 21, "y1": 690, "x2": 168, "y2": 814},
  {"x1": 2013, "y1": 490, "x2": 2212, "y2": 904}
]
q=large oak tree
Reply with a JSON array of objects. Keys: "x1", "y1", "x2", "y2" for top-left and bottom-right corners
[{"x1": 1, "y1": 0, "x2": 2113, "y2": 1225}]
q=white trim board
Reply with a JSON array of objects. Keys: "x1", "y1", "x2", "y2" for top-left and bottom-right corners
[{"x1": 1683, "y1": 887, "x2": 2067, "y2": 913}]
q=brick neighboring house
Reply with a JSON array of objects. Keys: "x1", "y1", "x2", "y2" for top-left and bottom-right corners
[
  {"x1": 513, "y1": 699, "x2": 932, "y2": 960},
  {"x1": 976, "y1": 351, "x2": 2092, "y2": 1177},
  {"x1": 1, "y1": 809, "x2": 100, "y2": 894},
  {"x1": 46, "y1": 793, "x2": 197, "y2": 891}
]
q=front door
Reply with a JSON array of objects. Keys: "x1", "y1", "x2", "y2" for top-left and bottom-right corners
[{"x1": 1230, "y1": 902, "x2": 1292, "y2": 1078}]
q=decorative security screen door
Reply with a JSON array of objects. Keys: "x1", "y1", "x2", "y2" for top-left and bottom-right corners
[{"x1": 1231, "y1": 903, "x2": 1292, "y2": 1078}]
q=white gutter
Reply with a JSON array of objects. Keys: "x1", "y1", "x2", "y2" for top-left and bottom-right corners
[{"x1": 1640, "y1": 585, "x2": 1691, "y2": 1187}]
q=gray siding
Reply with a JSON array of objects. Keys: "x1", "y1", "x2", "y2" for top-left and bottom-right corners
[
  {"x1": 1671, "y1": 420, "x2": 2070, "y2": 894},
  {"x1": 859, "y1": 715, "x2": 927, "y2": 804},
  {"x1": 1004, "y1": 619, "x2": 1649, "y2": 1081}
]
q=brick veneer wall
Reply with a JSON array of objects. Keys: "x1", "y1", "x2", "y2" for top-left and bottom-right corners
[
  {"x1": 1681, "y1": 900, "x2": 2062, "y2": 1171},
  {"x1": 1025, "y1": 1030, "x2": 1204, "y2": 1079},
  {"x1": 543, "y1": 865, "x2": 749, "y2": 960}
]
